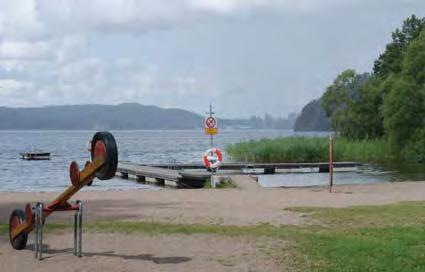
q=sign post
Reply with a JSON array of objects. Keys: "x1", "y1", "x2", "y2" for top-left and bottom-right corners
[
  {"x1": 329, "y1": 133, "x2": 334, "y2": 193},
  {"x1": 204, "y1": 104, "x2": 219, "y2": 187},
  {"x1": 205, "y1": 104, "x2": 218, "y2": 147}
]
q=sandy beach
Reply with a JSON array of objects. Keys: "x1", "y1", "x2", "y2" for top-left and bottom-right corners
[
  {"x1": 1, "y1": 176, "x2": 425, "y2": 271},
  {"x1": 2, "y1": 176, "x2": 425, "y2": 226}
]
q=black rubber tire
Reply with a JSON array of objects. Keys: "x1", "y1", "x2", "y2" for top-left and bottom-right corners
[
  {"x1": 9, "y1": 209, "x2": 28, "y2": 250},
  {"x1": 91, "y1": 131, "x2": 118, "y2": 180}
]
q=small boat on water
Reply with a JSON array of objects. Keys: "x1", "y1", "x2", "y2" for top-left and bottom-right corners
[{"x1": 20, "y1": 152, "x2": 51, "y2": 160}]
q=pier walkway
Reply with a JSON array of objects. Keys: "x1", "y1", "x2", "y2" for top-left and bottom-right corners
[
  {"x1": 116, "y1": 161, "x2": 362, "y2": 188},
  {"x1": 117, "y1": 162, "x2": 210, "y2": 188}
]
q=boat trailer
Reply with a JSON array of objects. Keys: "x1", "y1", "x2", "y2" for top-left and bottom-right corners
[{"x1": 8, "y1": 131, "x2": 118, "y2": 260}]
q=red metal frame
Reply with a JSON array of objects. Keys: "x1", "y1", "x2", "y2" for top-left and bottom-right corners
[{"x1": 10, "y1": 141, "x2": 108, "y2": 241}]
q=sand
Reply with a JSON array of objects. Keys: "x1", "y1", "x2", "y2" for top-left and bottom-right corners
[
  {"x1": 2, "y1": 176, "x2": 425, "y2": 226},
  {"x1": 1, "y1": 176, "x2": 425, "y2": 271},
  {"x1": 0, "y1": 233, "x2": 283, "y2": 272}
]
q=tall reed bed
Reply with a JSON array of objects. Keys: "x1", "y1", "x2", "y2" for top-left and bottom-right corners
[{"x1": 227, "y1": 137, "x2": 395, "y2": 163}]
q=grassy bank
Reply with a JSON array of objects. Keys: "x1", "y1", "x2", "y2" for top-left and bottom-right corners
[
  {"x1": 227, "y1": 136, "x2": 395, "y2": 163},
  {"x1": 288, "y1": 202, "x2": 425, "y2": 271},
  {"x1": 2, "y1": 202, "x2": 425, "y2": 271}
]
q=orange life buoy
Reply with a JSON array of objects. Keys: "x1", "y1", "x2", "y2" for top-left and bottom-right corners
[{"x1": 203, "y1": 148, "x2": 223, "y2": 169}]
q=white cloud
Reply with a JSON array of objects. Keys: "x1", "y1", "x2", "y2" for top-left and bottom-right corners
[
  {"x1": 0, "y1": 0, "x2": 44, "y2": 39},
  {"x1": 0, "y1": 41, "x2": 51, "y2": 59},
  {"x1": 0, "y1": 79, "x2": 31, "y2": 90},
  {"x1": 0, "y1": 0, "x2": 327, "y2": 39},
  {"x1": 0, "y1": 0, "x2": 424, "y2": 116}
]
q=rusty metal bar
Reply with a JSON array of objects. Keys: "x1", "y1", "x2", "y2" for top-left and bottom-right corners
[{"x1": 52, "y1": 156, "x2": 105, "y2": 207}]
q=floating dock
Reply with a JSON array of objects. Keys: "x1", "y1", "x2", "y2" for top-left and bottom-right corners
[
  {"x1": 116, "y1": 161, "x2": 362, "y2": 188},
  {"x1": 20, "y1": 152, "x2": 51, "y2": 160}
]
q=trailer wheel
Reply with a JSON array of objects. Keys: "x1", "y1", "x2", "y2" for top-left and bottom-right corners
[
  {"x1": 91, "y1": 131, "x2": 118, "y2": 180},
  {"x1": 9, "y1": 209, "x2": 28, "y2": 250}
]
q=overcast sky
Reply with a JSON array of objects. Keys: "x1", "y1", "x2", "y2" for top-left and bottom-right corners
[{"x1": 0, "y1": 0, "x2": 424, "y2": 118}]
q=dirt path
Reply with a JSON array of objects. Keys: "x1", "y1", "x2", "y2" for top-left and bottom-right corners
[{"x1": 0, "y1": 233, "x2": 283, "y2": 272}]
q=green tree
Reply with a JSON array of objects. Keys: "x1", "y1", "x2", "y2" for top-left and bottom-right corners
[
  {"x1": 349, "y1": 77, "x2": 385, "y2": 139},
  {"x1": 321, "y1": 70, "x2": 370, "y2": 138},
  {"x1": 382, "y1": 78, "x2": 424, "y2": 149},
  {"x1": 373, "y1": 15, "x2": 425, "y2": 78},
  {"x1": 402, "y1": 29, "x2": 425, "y2": 85}
]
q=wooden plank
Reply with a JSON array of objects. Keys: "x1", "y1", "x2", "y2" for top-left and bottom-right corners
[
  {"x1": 123, "y1": 161, "x2": 362, "y2": 170},
  {"x1": 117, "y1": 163, "x2": 181, "y2": 182}
]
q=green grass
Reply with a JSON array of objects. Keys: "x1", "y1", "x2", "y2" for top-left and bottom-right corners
[
  {"x1": 0, "y1": 219, "x2": 300, "y2": 239},
  {"x1": 286, "y1": 202, "x2": 425, "y2": 271},
  {"x1": 2, "y1": 201, "x2": 425, "y2": 271},
  {"x1": 299, "y1": 226, "x2": 425, "y2": 272},
  {"x1": 286, "y1": 201, "x2": 425, "y2": 228},
  {"x1": 0, "y1": 223, "x2": 7, "y2": 235},
  {"x1": 204, "y1": 177, "x2": 237, "y2": 189},
  {"x1": 227, "y1": 136, "x2": 395, "y2": 163}
]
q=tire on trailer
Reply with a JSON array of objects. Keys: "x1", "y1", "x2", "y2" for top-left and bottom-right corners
[
  {"x1": 9, "y1": 209, "x2": 28, "y2": 250},
  {"x1": 91, "y1": 131, "x2": 118, "y2": 180}
]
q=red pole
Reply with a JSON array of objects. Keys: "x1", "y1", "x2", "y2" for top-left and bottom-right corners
[{"x1": 329, "y1": 134, "x2": 334, "y2": 193}]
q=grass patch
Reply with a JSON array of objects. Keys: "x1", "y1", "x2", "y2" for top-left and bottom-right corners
[
  {"x1": 286, "y1": 201, "x2": 425, "y2": 228},
  {"x1": 287, "y1": 201, "x2": 425, "y2": 271},
  {"x1": 85, "y1": 221, "x2": 305, "y2": 240},
  {"x1": 227, "y1": 136, "x2": 395, "y2": 163},
  {"x1": 0, "y1": 222, "x2": 7, "y2": 235},
  {"x1": 204, "y1": 177, "x2": 237, "y2": 189},
  {"x1": 0, "y1": 220, "x2": 300, "y2": 239},
  {"x1": 299, "y1": 226, "x2": 425, "y2": 271}
]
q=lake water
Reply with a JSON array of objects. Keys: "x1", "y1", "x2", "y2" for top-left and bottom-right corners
[{"x1": 0, "y1": 130, "x2": 423, "y2": 192}]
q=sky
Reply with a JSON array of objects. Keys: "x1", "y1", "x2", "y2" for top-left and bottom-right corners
[{"x1": 0, "y1": 0, "x2": 424, "y2": 118}]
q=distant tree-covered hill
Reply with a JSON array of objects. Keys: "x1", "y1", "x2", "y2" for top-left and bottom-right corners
[
  {"x1": 293, "y1": 99, "x2": 330, "y2": 131},
  {"x1": 0, "y1": 103, "x2": 204, "y2": 130},
  {"x1": 0, "y1": 103, "x2": 295, "y2": 130}
]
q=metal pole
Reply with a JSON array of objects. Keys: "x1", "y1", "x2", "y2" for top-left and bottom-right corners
[
  {"x1": 209, "y1": 104, "x2": 214, "y2": 148},
  {"x1": 35, "y1": 202, "x2": 43, "y2": 260},
  {"x1": 34, "y1": 206, "x2": 39, "y2": 259},
  {"x1": 74, "y1": 200, "x2": 83, "y2": 257},
  {"x1": 74, "y1": 210, "x2": 78, "y2": 256},
  {"x1": 78, "y1": 201, "x2": 83, "y2": 257},
  {"x1": 39, "y1": 203, "x2": 44, "y2": 260},
  {"x1": 329, "y1": 134, "x2": 334, "y2": 193}
]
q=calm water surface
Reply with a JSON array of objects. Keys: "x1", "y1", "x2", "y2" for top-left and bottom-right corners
[{"x1": 0, "y1": 130, "x2": 423, "y2": 192}]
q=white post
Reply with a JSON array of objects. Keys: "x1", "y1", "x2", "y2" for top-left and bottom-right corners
[{"x1": 211, "y1": 171, "x2": 216, "y2": 188}]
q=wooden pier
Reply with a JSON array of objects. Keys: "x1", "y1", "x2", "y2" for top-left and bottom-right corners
[
  {"x1": 117, "y1": 162, "x2": 210, "y2": 188},
  {"x1": 116, "y1": 161, "x2": 362, "y2": 188},
  {"x1": 134, "y1": 162, "x2": 362, "y2": 174}
]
